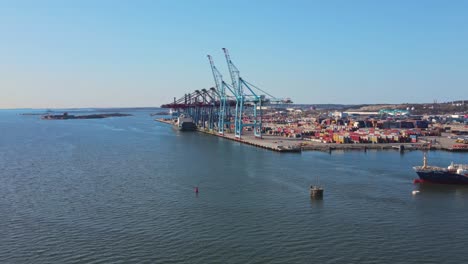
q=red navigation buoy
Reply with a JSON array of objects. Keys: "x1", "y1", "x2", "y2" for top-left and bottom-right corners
[{"x1": 195, "y1": 186, "x2": 199, "y2": 193}]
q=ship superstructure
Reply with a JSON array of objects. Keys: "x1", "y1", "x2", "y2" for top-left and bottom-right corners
[{"x1": 413, "y1": 154, "x2": 468, "y2": 184}]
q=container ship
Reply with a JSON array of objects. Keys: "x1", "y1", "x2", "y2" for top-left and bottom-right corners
[
  {"x1": 413, "y1": 154, "x2": 468, "y2": 184},
  {"x1": 176, "y1": 114, "x2": 197, "y2": 131}
]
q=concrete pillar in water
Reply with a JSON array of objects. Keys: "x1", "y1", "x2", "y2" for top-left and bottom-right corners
[{"x1": 310, "y1": 185, "x2": 324, "y2": 199}]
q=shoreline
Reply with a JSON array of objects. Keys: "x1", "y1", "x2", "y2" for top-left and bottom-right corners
[
  {"x1": 155, "y1": 118, "x2": 301, "y2": 152},
  {"x1": 156, "y1": 118, "x2": 468, "y2": 153}
]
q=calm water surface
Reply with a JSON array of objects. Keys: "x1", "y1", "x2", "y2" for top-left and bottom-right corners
[{"x1": 1, "y1": 109, "x2": 467, "y2": 264}]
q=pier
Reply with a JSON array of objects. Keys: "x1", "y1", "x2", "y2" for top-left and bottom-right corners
[
  {"x1": 156, "y1": 118, "x2": 467, "y2": 153},
  {"x1": 155, "y1": 118, "x2": 301, "y2": 153}
]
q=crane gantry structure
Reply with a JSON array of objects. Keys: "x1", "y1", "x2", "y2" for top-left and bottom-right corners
[{"x1": 161, "y1": 48, "x2": 291, "y2": 139}]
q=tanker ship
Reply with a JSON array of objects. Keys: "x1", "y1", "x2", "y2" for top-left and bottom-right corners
[{"x1": 413, "y1": 154, "x2": 468, "y2": 184}]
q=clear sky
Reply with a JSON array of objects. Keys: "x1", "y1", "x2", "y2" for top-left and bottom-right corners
[{"x1": 0, "y1": 0, "x2": 467, "y2": 108}]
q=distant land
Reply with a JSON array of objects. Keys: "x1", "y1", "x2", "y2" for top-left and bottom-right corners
[
  {"x1": 12, "y1": 99, "x2": 468, "y2": 116},
  {"x1": 288, "y1": 100, "x2": 468, "y2": 115},
  {"x1": 41, "y1": 112, "x2": 132, "y2": 120}
]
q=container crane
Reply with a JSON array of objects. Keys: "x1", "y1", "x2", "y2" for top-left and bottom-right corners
[
  {"x1": 223, "y1": 48, "x2": 262, "y2": 138},
  {"x1": 207, "y1": 55, "x2": 235, "y2": 135}
]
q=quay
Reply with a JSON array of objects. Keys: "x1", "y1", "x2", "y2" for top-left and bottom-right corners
[
  {"x1": 155, "y1": 118, "x2": 302, "y2": 153},
  {"x1": 301, "y1": 142, "x2": 425, "y2": 152},
  {"x1": 156, "y1": 118, "x2": 467, "y2": 153}
]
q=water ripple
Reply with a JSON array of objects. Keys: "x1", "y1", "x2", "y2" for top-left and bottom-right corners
[{"x1": 1, "y1": 111, "x2": 467, "y2": 263}]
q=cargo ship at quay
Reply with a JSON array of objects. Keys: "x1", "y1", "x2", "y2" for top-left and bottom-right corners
[
  {"x1": 176, "y1": 114, "x2": 197, "y2": 131},
  {"x1": 414, "y1": 154, "x2": 468, "y2": 184}
]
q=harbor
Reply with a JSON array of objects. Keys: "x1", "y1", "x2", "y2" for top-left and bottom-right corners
[
  {"x1": 156, "y1": 114, "x2": 466, "y2": 153},
  {"x1": 3, "y1": 109, "x2": 468, "y2": 264},
  {"x1": 3, "y1": 1, "x2": 468, "y2": 263},
  {"x1": 159, "y1": 49, "x2": 467, "y2": 153}
]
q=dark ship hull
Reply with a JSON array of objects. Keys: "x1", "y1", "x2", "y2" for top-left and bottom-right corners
[
  {"x1": 178, "y1": 122, "x2": 197, "y2": 131},
  {"x1": 415, "y1": 170, "x2": 468, "y2": 185}
]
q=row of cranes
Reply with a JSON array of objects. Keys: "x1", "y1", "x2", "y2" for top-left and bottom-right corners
[{"x1": 161, "y1": 48, "x2": 291, "y2": 139}]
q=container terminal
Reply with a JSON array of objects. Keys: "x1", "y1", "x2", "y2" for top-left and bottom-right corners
[{"x1": 158, "y1": 48, "x2": 468, "y2": 153}]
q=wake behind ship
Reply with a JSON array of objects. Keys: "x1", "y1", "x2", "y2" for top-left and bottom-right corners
[{"x1": 413, "y1": 154, "x2": 468, "y2": 184}]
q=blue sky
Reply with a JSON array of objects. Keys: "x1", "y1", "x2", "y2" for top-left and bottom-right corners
[{"x1": 0, "y1": 0, "x2": 467, "y2": 108}]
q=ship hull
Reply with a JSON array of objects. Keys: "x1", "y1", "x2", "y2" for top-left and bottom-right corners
[
  {"x1": 416, "y1": 171, "x2": 468, "y2": 185},
  {"x1": 178, "y1": 122, "x2": 197, "y2": 131}
]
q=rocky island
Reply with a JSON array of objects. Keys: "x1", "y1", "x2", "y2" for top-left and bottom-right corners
[{"x1": 41, "y1": 112, "x2": 132, "y2": 120}]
